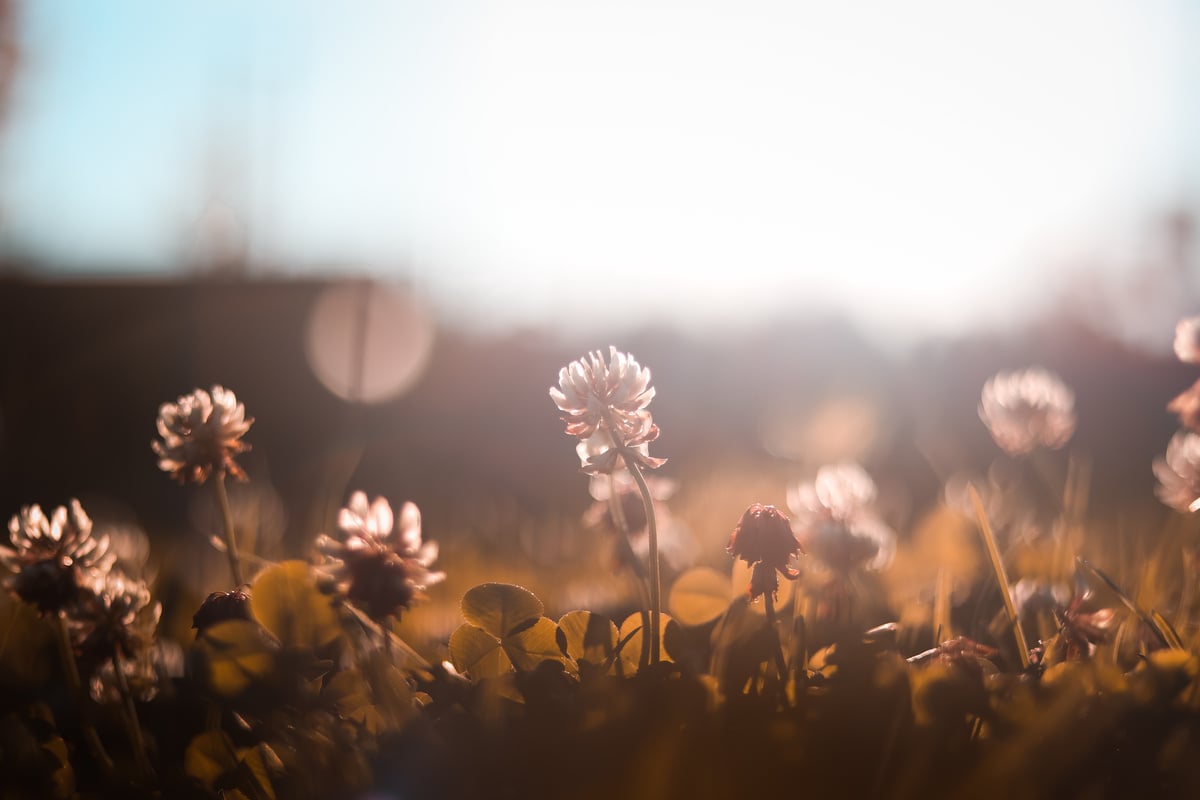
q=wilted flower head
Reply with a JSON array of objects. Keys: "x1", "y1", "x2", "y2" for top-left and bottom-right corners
[
  {"x1": 316, "y1": 492, "x2": 444, "y2": 622},
  {"x1": 550, "y1": 347, "x2": 666, "y2": 474},
  {"x1": 1154, "y1": 430, "x2": 1200, "y2": 512},
  {"x1": 788, "y1": 463, "x2": 895, "y2": 574},
  {"x1": 979, "y1": 368, "x2": 1076, "y2": 456},
  {"x1": 153, "y1": 385, "x2": 253, "y2": 483},
  {"x1": 192, "y1": 587, "x2": 253, "y2": 634},
  {"x1": 1175, "y1": 316, "x2": 1200, "y2": 363},
  {"x1": 728, "y1": 504, "x2": 802, "y2": 600},
  {"x1": 1, "y1": 501, "x2": 114, "y2": 613}
]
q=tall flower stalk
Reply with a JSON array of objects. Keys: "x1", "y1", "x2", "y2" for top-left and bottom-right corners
[
  {"x1": 551, "y1": 347, "x2": 667, "y2": 664},
  {"x1": 154, "y1": 385, "x2": 254, "y2": 587}
]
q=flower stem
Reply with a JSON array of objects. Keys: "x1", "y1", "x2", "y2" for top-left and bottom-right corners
[
  {"x1": 112, "y1": 648, "x2": 153, "y2": 781},
  {"x1": 968, "y1": 484, "x2": 1030, "y2": 670},
  {"x1": 607, "y1": 474, "x2": 653, "y2": 668},
  {"x1": 53, "y1": 615, "x2": 116, "y2": 780},
  {"x1": 623, "y1": 457, "x2": 661, "y2": 665},
  {"x1": 212, "y1": 471, "x2": 244, "y2": 586},
  {"x1": 763, "y1": 590, "x2": 790, "y2": 703}
]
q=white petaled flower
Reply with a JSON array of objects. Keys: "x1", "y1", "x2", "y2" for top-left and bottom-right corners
[
  {"x1": 1175, "y1": 316, "x2": 1200, "y2": 364},
  {"x1": 315, "y1": 492, "x2": 444, "y2": 622},
  {"x1": 70, "y1": 569, "x2": 161, "y2": 666},
  {"x1": 1154, "y1": 431, "x2": 1200, "y2": 513},
  {"x1": 1, "y1": 500, "x2": 115, "y2": 613},
  {"x1": 153, "y1": 385, "x2": 253, "y2": 483},
  {"x1": 979, "y1": 367, "x2": 1076, "y2": 456},
  {"x1": 550, "y1": 347, "x2": 666, "y2": 474},
  {"x1": 788, "y1": 463, "x2": 895, "y2": 574}
]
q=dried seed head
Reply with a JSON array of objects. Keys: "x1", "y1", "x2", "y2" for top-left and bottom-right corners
[
  {"x1": 153, "y1": 385, "x2": 253, "y2": 483},
  {"x1": 192, "y1": 587, "x2": 253, "y2": 634}
]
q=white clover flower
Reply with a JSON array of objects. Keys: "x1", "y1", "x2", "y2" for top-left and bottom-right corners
[
  {"x1": 1154, "y1": 430, "x2": 1200, "y2": 513},
  {"x1": 979, "y1": 368, "x2": 1076, "y2": 456},
  {"x1": 1174, "y1": 316, "x2": 1200, "y2": 364},
  {"x1": 316, "y1": 492, "x2": 444, "y2": 622},
  {"x1": 550, "y1": 347, "x2": 665, "y2": 474},
  {"x1": 153, "y1": 385, "x2": 253, "y2": 483},
  {"x1": 1, "y1": 500, "x2": 115, "y2": 613},
  {"x1": 787, "y1": 463, "x2": 894, "y2": 573}
]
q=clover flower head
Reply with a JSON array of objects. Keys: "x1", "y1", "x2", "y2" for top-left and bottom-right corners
[
  {"x1": 550, "y1": 347, "x2": 666, "y2": 475},
  {"x1": 1154, "y1": 430, "x2": 1200, "y2": 513},
  {"x1": 979, "y1": 368, "x2": 1076, "y2": 456},
  {"x1": 1175, "y1": 316, "x2": 1200, "y2": 364},
  {"x1": 316, "y1": 492, "x2": 444, "y2": 622},
  {"x1": 728, "y1": 504, "x2": 802, "y2": 600},
  {"x1": 192, "y1": 587, "x2": 253, "y2": 634},
  {"x1": 1, "y1": 500, "x2": 114, "y2": 613},
  {"x1": 788, "y1": 463, "x2": 895, "y2": 574},
  {"x1": 153, "y1": 385, "x2": 253, "y2": 483},
  {"x1": 70, "y1": 569, "x2": 160, "y2": 664}
]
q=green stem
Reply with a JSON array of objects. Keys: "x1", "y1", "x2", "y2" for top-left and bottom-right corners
[
  {"x1": 212, "y1": 471, "x2": 244, "y2": 586},
  {"x1": 623, "y1": 456, "x2": 661, "y2": 665},
  {"x1": 54, "y1": 615, "x2": 116, "y2": 779},
  {"x1": 607, "y1": 474, "x2": 653, "y2": 668}
]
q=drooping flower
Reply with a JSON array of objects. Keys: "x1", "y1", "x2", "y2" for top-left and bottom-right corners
[
  {"x1": 316, "y1": 492, "x2": 444, "y2": 622},
  {"x1": 727, "y1": 504, "x2": 802, "y2": 600},
  {"x1": 0, "y1": 501, "x2": 114, "y2": 614},
  {"x1": 1154, "y1": 430, "x2": 1200, "y2": 512},
  {"x1": 550, "y1": 347, "x2": 666, "y2": 474},
  {"x1": 153, "y1": 385, "x2": 253, "y2": 483},
  {"x1": 979, "y1": 368, "x2": 1076, "y2": 456},
  {"x1": 788, "y1": 463, "x2": 895, "y2": 574},
  {"x1": 1174, "y1": 316, "x2": 1200, "y2": 364}
]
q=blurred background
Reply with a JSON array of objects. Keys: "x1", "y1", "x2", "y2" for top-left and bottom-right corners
[{"x1": 1, "y1": 1, "x2": 1199, "y2": 645}]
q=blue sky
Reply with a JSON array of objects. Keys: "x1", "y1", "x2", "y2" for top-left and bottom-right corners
[{"x1": 2, "y1": 1, "x2": 1198, "y2": 337}]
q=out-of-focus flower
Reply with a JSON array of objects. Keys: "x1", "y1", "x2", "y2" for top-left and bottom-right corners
[
  {"x1": 1168, "y1": 379, "x2": 1200, "y2": 432},
  {"x1": 316, "y1": 492, "x2": 444, "y2": 622},
  {"x1": 979, "y1": 368, "x2": 1076, "y2": 456},
  {"x1": 90, "y1": 647, "x2": 159, "y2": 703},
  {"x1": 192, "y1": 587, "x2": 253, "y2": 634},
  {"x1": 1, "y1": 501, "x2": 114, "y2": 614},
  {"x1": 1154, "y1": 430, "x2": 1200, "y2": 512},
  {"x1": 1174, "y1": 316, "x2": 1200, "y2": 363},
  {"x1": 727, "y1": 504, "x2": 802, "y2": 600},
  {"x1": 550, "y1": 347, "x2": 666, "y2": 475},
  {"x1": 1051, "y1": 589, "x2": 1116, "y2": 662},
  {"x1": 153, "y1": 385, "x2": 253, "y2": 483},
  {"x1": 583, "y1": 474, "x2": 692, "y2": 572},
  {"x1": 788, "y1": 463, "x2": 895, "y2": 574},
  {"x1": 69, "y1": 570, "x2": 160, "y2": 665}
]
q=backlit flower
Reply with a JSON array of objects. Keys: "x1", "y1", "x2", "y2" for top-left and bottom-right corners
[
  {"x1": 153, "y1": 385, "x2": 253, "y2": 483},
  {"x1": 70, "y1": 569, "x2": 160, "y2": 667},
  {"x1": 1, "y1": 501, "x2": 114, "y2": 613},
  {"x1": 979, "y1": 367, "x2": 1076, "y2": 455},
  {"x1": 728, "y1": 504, "x2": 802, "y2": 600},
  {"x1": 550, "y1": 347, "x2": 666, "y2": 474},
  {"x1": 1154, "y1": 430, "x2": 1200, "y2": 512},
  {"x1": 788, "y1": 463, "x2": 895, "y2": 574},
  {"x1": 316, "y1": 492, "x2": 444, "y2": 622},
  {"x1": 1175, "y1": 316, "x2": 1200, "y2": 363}
]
